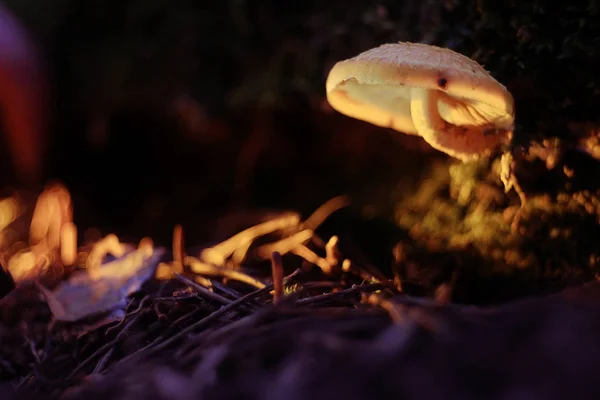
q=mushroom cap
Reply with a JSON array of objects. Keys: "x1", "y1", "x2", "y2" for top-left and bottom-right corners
[{"x1": 325, "y1": 42, "x2": 515, "y2": 136}]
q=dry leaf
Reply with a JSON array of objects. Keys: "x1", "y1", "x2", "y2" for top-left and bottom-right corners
[{"x1": 38, "y1": 245, "x2": 166, "y2": 322}]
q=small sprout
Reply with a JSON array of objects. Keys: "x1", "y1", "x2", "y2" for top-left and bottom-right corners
[
  {"x1": 284, "y1": 283, "x2": 301, "y2": 296},
  {"x1": 270, "y1": 251, "x2": 284, "y2": 303}
]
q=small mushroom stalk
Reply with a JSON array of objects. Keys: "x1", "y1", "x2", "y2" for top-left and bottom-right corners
[{"x1": 410, "y1": 87, "x2": 513, "y2": 162}]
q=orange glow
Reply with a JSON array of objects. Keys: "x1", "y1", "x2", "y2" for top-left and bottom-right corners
[
  {"x1": 30, "y1": 183, "x2": 73, "y2": 249},
  {"x1": 60, "y1": 222, "x2": 78, "y2": 266},
  {"x1": 6, "y1": 184, "x2": 73, "y2": 282},
  {"x1": 3, "y1": 189, "x2": 353, "y2": 322}
]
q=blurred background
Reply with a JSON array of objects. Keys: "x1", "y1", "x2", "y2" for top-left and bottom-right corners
[{"x1": 0, "y1": 0, "x2": 599, "y2": 281}]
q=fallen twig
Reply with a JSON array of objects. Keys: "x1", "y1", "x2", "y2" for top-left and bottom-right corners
[
  {"x1": 174, "y1": 273, "x2": 233, "y2": 306},
  {"x1": 255, "y1": 229, "x2": 313, "y2": 259},
  {"x1": 186, "y1": 256, "x2": 267, "y2": 289},
  {"x1": 200, "y1": 214, "x2": 301, "y2": 266},
  {"x1": 301, "y1": 195, "x2": 350, "y2": 231},
  {"x1": 294, "y1": 282, "x2": 389, "y2": 307}
]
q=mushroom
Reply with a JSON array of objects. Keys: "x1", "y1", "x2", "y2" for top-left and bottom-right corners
[{"x1": 325, "y1": 42, "x2": 515, "y2": 162}]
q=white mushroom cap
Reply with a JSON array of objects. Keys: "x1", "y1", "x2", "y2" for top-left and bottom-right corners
[{"x1": 326, "y1": 42, "x2": 515, "y2": 161}]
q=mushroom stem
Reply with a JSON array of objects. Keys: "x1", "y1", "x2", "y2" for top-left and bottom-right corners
[
  {"x1": 410, "y1": 87, "x2": 448, "y2": 154},
  {"x1": 410, "y1": 87, "x2": 511, "y2": 162}
]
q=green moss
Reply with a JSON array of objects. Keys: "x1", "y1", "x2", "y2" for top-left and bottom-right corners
[{"x1": 394, "y1": 153, "x2": 600, "y2": 291}]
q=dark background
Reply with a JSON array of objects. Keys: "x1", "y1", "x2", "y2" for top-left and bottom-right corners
[{"x1": 1, "y1": 0, "x2": 599, "y2": 248}]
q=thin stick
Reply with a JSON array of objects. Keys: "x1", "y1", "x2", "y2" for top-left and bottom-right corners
[
  {"x1": 186, "y1": 256, "x2": 266, "y2": 289},
  {"x1": 65, "y1": 339, "x2": 117, "y2": 380},
  {"x1": 174, "y1": 273, "x2": 233, "y2": 305},
  {"x1": 113, "y1": 269, "x2": 302, "y2": 371},
  {"x1": 59, "y1": 222, "x2": 77, "y2": 266},
  {"x1": 121, "y1": 284, "x2": 274, "y2": 360},
  {"x1": 105, "y1": 296, "x2": 150, "y2": 335},
  {"x1": 255, "y1": 229, "x2": 313, "y2": 259},
  {"x1": 324, "y1": 236, "x2": 340, "y2": 268},
  {"x1": 271, "y1": 251, "x2": 284, "y2": 303},
  {"x1": 302, "y1": 195, "x2": 350, "y2": 230},
  {"x1": 172, "y1": 224, "x2": 185, "y2": 264},
  {"x1": 294, "y1": 282, "x2": 387, "y2": 306},
  {"x1": 67, "y1": 312, "x2": 144, "y2": 379},
  {"x1": 200, "y1": 214, "x2": 300, "y2": 266},
  {"x1": 291, "y1": 245, "x2": 331, "y2": 274},
  {"x1": 92, "y1": 348, "x2": 113, "y2": 375},
  {"x1": 104, "y1": 336, "x2": 163, "y2": 372}
]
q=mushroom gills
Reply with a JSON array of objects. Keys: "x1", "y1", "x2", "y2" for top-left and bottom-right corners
[
  {"x1": 333, "y1": 80, "x2": 418, "y2": 135},
  {"x1": 437, "y1": 94, "x2": 511, "y2": 128},
  {"x1": 410, "y1": 87, "x2": 511, "y2": 162}
]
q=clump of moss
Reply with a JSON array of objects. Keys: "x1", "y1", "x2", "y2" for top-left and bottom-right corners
[{"x1": 393, "y1": 151, "x2": 600, "y2": 302}]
